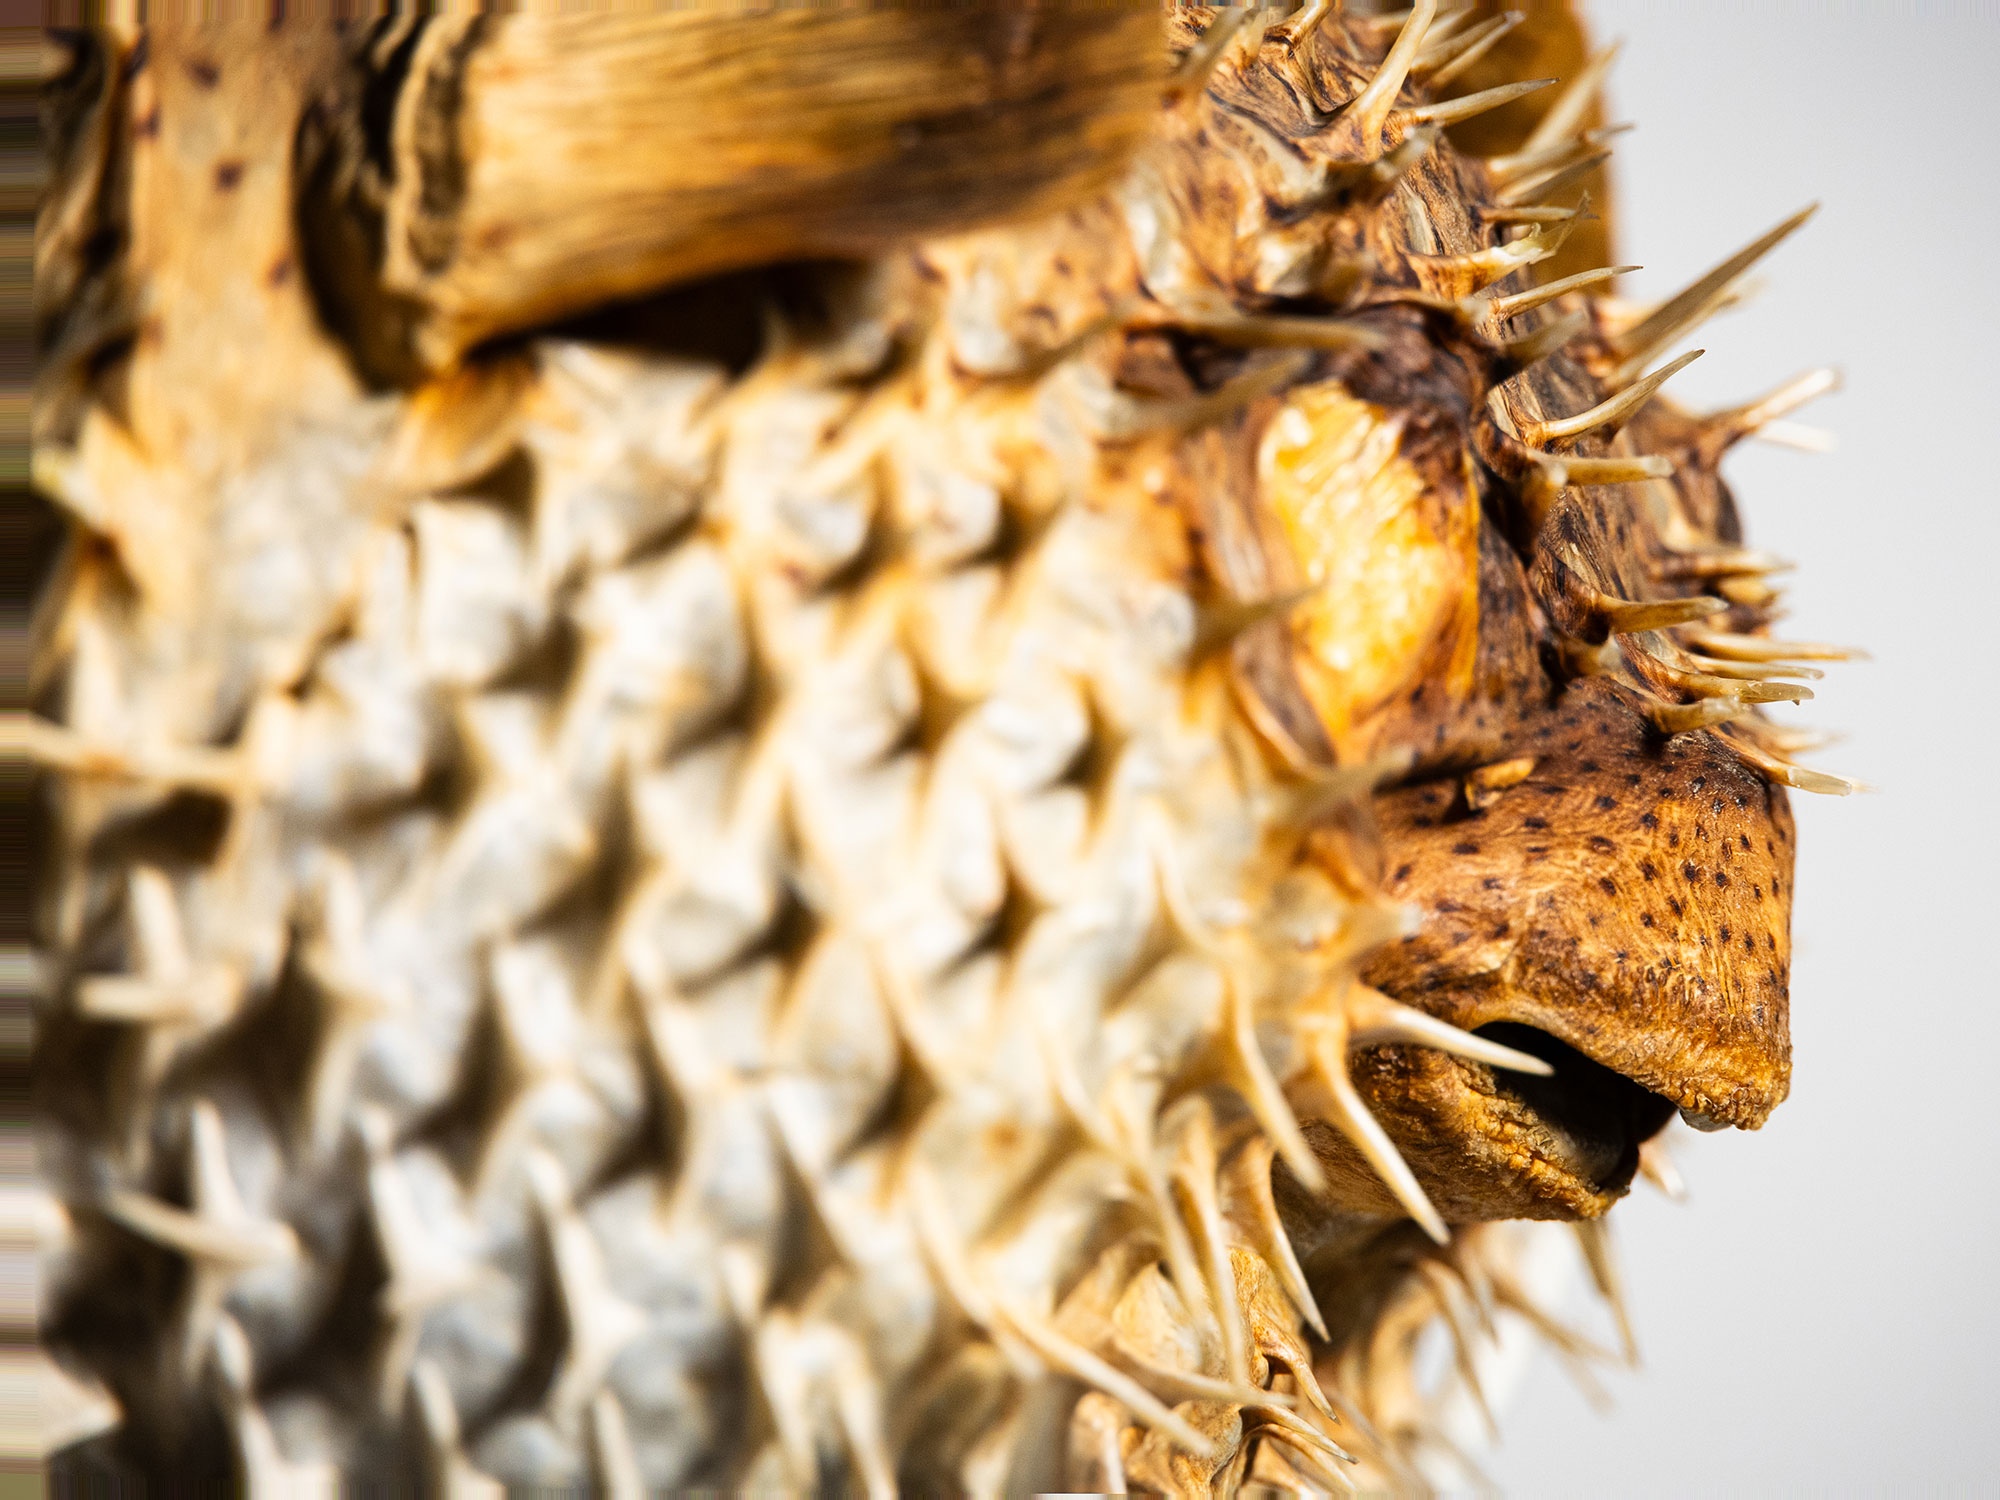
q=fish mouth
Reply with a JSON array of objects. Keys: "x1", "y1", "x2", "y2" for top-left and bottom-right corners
[{"x1": 1464, "y1": 1023, "x2": 1679, "y2": 1202}]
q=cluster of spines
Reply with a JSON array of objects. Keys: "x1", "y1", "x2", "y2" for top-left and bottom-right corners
[{"x1": 1185, "y1": 2, "x2": 1857, "y2": 798}]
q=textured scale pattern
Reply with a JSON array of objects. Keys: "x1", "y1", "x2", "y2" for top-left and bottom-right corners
[{"x1": 26, "y1": 6, "x2": 1850, "y2": 1491}]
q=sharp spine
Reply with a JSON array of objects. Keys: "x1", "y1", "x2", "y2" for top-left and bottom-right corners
[
  {"x1": 1593, "y1": 589, "x2": 1728, "y2": 635},
  {"x1": 1095, "y1": 351, "x2": 1311, "y2": 439},
  {"x1": 1685, "y1": 654, "x2": 1823, "y2": 682},
  {"x1": 1489, "y1": 128, "x2": 1622, "y2": 188},
  {"x1": 1572, "y1": 1219, "x2": 1639, "y2": 1365},
  {"x1": 992, "y1": 1294, "x2": 1220, "y2": 1457},
  {"x1": 1643, "y1": 695, "x2": 1752, "y2": 734},
  {"x1": 1480, "y1": 201, "x2": 1583, "y2": 225},
  {"x1": 1346, "y1": 985, "x2": 1555, "y2": 1076},
  {"x1": 1523, "y1": 42, "x2": 1622, "y2": 155},
  {"x1": 1462, "y1": 754, "x2": 1536, "y2": 810},
  {"x1": 1522, "y1": 348, "x2": 1703, "y2": 447},
  {"x1": 1192, "y1": 583, "x2": 1321, "y2": 656},
  {"x1": 1705, "y1": 366, "x2": 1841, "y2": 452},
  {"x1": 1402, "y1": 77, "x2": 1555, "y2": 128},
  {"x1": 1680, "y1": 629, "x2": 1865, "y2": 663},
  {"x1": 1401, "y1": 6, "x2": 1474, "y2": 51},
  {"x1": 1609, "y1": 205, "x2": 1819, "y2": 381},
  {"x1": 1542, "y1": 453, "x2": 1675, "y2": 488},
  {"x1": 1328, "y1": 0, "x2": 1438, "y2": 157},
  {"x1": 1637, "y1": 1136, "x2": 1688, "y2": 1201},
  {"x1": 1654, "y1": 662, "x2": 1812, "y2": 705},
  {"x1": 1303, "y1": 988, "x2": 1450, "y2": 1245},
  {"x1": 1495, "y1": 148, "x2": 1612, "y2": 207},
  {"x1": 1715, "y1": 573, "x2": 1782, "y2": 609},
  {"x1": 1419, "y1": 212, "x2": 1579, "y2": 296},
  {"x1": 1357, "y1": 2, "x2": 1472, "y2": 34},
  {"x1": 1723, "y1": 735, "x2": 1861, "y2": 796},
  {"x1": 1655, "y1": 547, "x2": 1792, "y2": 581},
  {"x1": 1483, "y1": 263, "x2": 1637, "y2": 322},
  {"x1": 1425, "y1": 11, "x2": 1525, "y2": 89}
]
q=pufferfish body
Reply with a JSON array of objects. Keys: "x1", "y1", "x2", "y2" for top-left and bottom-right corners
[{"x1": 26, "y1": 6, "x2": 1849, "y2": 1490}]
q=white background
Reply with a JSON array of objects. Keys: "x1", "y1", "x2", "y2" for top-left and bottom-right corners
[{"x1": 1485, "y1": 3, "x2": 2000, "y2": 1492}]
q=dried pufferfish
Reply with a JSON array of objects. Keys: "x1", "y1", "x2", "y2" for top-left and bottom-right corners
[{"x1": 22, "y1": 5, "x2": 1854, "y2": 1491}]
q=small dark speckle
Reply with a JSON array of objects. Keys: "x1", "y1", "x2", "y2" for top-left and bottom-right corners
[
  {"x1": 1489, "y1": 922, "x2": 1511, "y2": 939},
  {"x1": 1682, "y1": 862, "x2": 1700, "y2": 882},
  {"x1": 1743, "y1": 933, "x2": 1756, "y2": 953},
  {"x1": 1588, "y1": 914, "x2": 1601, "y2": 928},
  {"x1": 1523, "y1": 816, "x2": 1549, "y2": 831},
  {"x1": 1393, "y1": 863, "x2": 1413, "y2": 883},
  {"x1": 1640, "y1": 861, "x2": 1659, "y2": 881},
  {"x1": 1754, "y1": 1003, "x2": 1767, "y2": 1025},
  {"x1": 1413, "y1": 816, "x2": 1435, "y2": 829},
  {"x1": 267, "y1": 257, "x2": 292, "y2": 288},
  {"x1": 1691, "y1": 776, "x2": 1707, "y2": 792},
  {"x1": 214, "y1": 159, "x2": 244, "y2": 191},
  {"x1": 1640, "y1": 812, "x2": 1658, "y2": 830},
  {"x1": 1589, "y1": 835, "x2": 1615, "y2": 854},
  {"x1": 1482, "y1": 877, "x2": 1501, "y2": 891},
  {"x1": 1525, "y1": 845, "x2": 1549, "y2": 856},
  {"x1": 1740, "y1": 833, "x2": 1752, "y2": 850},
  {"x1": 1451, "y1": 841, "x2": 1479, "y2": 856},
  {"x1": 1714, "y1": 870, "x2": 1730, "y2": 888},
  {"x1": 1594, "y1": 795, "x2": 1617, "y2": 811},
  {"x1": 186, "y1": 57, "x2": 220, "y2": 87},
  {"x1": 1580, "y1": 759, "x2": 1601, "y2": 773},
  {"x1": 1436, "y1": 899, "x2": 1464, "y2": 914},
  {"x1": 1641, "y1": 912, "x2": 1656, "y2": 928},
  {"x1": 1668, "y1": 830, "x2": 1681, "y2": 848},
  {"x1": 1719, "y1": 924, "x2": 1732, "y2": 942},
  {"x1": 134, "y1": 106, "x2": 162, "y2": 140},
  {"x1": 1767, "y1": 934, "x2": 1777, "y2": 950},
  {"x1": 1597, "y1": 876, "x2": 1617, "y2": 896}
]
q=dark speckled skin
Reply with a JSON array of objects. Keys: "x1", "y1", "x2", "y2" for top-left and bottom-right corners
[{"x1": 1354, "y1": 680, "x2": 1792, "y2": 1218}]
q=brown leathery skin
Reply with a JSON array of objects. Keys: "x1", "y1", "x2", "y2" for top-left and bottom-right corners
[{"x1": 1360, "y1": 676, "x2": 1794, "y2": 1130}]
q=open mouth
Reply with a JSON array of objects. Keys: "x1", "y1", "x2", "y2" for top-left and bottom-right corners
[{"x1": 1470, "y1": 1023, "x2": 1680, "y2": 1198}]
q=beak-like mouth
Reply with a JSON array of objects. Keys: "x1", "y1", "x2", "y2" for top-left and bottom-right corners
[
  {"x1": 1465, "y1": 1023, "x2": 1679, "y2": 1198},
  {"x1": 1330, "y1": 677, "x2": 1798, "y2": 1225}
]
